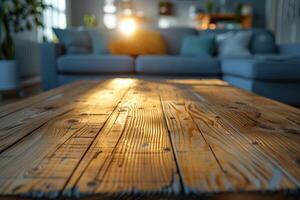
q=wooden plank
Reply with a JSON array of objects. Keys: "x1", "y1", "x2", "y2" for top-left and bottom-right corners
[
  {"x1": 158, "y1": 84, "x2": 226, "y2": 194},
  {"x1": 0, "y1": 79, "x2": 132, "y2": 198},
  {"x1": 0, "y1": 80, "x2": 89, "y2": 118},
  {"x1": 164, "y1": 79, "x2": 229, "y2": 86},
  {"x1": 64, "y1": 80, "x2": 180, "y2": 198},
  {"x1": 0, "y1": 78, "x2": 299, "y2": 199},
  {"x1": 191, "y1": 85, "x2": 300, "y2": 187},
  {"x1": 158, "y1": 82, "x2": 296, "y2": 192},
  {"x1": 0, "y1": 81, "x2": 98, "y2": 153}
]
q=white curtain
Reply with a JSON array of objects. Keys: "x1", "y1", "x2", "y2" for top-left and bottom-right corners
[{"x1": 267, "y1": 0, "x2": 300, "y2": 44}]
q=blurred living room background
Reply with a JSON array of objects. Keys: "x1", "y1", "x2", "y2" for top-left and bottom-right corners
[{"x1": 0, "y1": 0, "x2": 300, "y2": 106}]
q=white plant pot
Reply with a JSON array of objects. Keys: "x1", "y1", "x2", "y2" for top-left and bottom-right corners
[{"x1": 0, "y1": 60, "x2": 19, "y2": 91}]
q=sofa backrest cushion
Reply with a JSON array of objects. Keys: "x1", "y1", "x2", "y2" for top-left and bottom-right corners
[
  {"x1": 86, "y1": 28, "x2": 109, "y2": 54},
  {"x1": 199, "y1": 29, "x2": 277, "y2": 55},
  {"x1": 108, "y1": 29, "x2": 167, "y2": 56},
  {"x1": 180, "y1": 35, "x2": 215, "y2": 57},
  {"x1": 250, "y1": 29, "x2": 277, "y2": 54},
  {"x1": 53, "y1": 28, "x2": 92, "y2": 54},
  {"x1": 154, "y1": 28, "x2": 198, "y2": 55},
  {"x1": 217, "y1": 31, "x2": 253, "y2": 58}
]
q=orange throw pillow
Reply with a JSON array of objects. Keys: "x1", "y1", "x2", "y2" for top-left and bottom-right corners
[{"x1": 108, "y1": 29, "x2": 167, "y2": 56}]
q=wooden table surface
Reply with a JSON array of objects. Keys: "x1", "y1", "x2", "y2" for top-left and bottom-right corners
[{"x1": 0, "y1": 79, "x2": 299, "y2": 199}]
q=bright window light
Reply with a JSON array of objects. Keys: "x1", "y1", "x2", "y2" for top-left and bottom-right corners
[
  {"x1": 119, "y1": 18, "x2": 137, "y2": 36},
  {"x1": 104, "y1": 14, "x2": 117, "y2": 29},
  {"x1": 104, "y1": 0, "x2": 116, "y2": 13},
  {"x1": 39, "y1": 0, "x2": 67, "y2": 41},
  {"x1": 104, "y1": 0, "x2": 117, "y2": 29},
  {"x1": 158, "y1": 18, "x2": 170, "y2": 29}
]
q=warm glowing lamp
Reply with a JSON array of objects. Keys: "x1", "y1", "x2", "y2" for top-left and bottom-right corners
[{"x1": 119, "y1": 18, "x2": 137, "y2": 36}]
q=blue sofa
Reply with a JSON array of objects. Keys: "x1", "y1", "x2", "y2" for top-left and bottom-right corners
[{"x1": 40, "y1": 27, "x2": 300, "y2": 106}]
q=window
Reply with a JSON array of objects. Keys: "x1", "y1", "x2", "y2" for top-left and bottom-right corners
[
  {"x1": 103, "y1": 0, "x2": 117, "y2": 29},
  {"x1": 39, "y1": 0, "x2": 67, "y2": 41}
]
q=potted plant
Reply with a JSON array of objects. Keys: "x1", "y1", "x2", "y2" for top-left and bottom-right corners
[
  {"x1": 0, "y1": 0, "x2": 47, "y2": 91},
  {"x1": 204, "y1": 0, "x2": 215, "y2": 14}
]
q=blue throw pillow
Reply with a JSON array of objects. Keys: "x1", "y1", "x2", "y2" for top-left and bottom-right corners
[
  {"x1": 217, "y1": 31, "x2": 253, "y2": 58},
  {"x1": 53, "y1": 28, "x2": 92, "y2": 54},
  {"x1": 180, "y1": 35, "x2": 215, "y2": 57},
  {"x1": 87, "y1": 28, "x2": 109, "y2": 54},
  {"x1": 251, "y1": 30, "x2": 277, "y2": 54}
]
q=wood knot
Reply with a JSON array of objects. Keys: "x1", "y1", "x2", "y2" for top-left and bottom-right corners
[
  {"x1": 163, "y1": 147, "x2": 171, "y2": 152},
  {"x1": 68, "y1": 119, "x2": 79, "y2": 124},
  {"x1": 283, "y1": 128, "x2": 300, "y2": 135},
  {"x1": 170, "y1": 117, "x2": 175, "y2": 120},
  {"x1": 46, "y1": 184, "x2": 55, "y2": 190},
  {"x1": 234, "y1": 101, "x2": 247, "y2": 105},
  {"x1": 12, "y1": 185, "x2": 22, "y2": 192},
  {"x1": 252, "y1": 141, "x2": 258, "y2": 145},
  {"x1": 295, "y1": 158, "x2": 300, "y2": 165},
  {"x1": 142, "y1": 143, "x2": 149, "y2": 148},
  {"x1": 93, "y1": 150, "x2": 102, "y2": 159},
  {"x1": 87, "y1": 180, "x2": 98, "y2": 187},
  {"x1": 43, "y1": 106, "x2": 56, "y2": 111}
]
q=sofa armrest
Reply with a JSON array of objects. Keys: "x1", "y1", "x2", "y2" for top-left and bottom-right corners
[
  {"x1": 279, "y1": 43, "x2": 300, "y2": 55},
  {"x1": 40, "y1": 42, "x2": 64, "y2": 90}
]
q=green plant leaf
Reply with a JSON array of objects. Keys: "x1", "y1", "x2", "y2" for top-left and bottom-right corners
[{"x1": 0, "y1": 0, "x2": 48, "y2": 59}]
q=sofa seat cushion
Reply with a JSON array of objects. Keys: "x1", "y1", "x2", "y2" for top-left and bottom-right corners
[
  {"x1": 136, "y1": 55, "x2": 220, "y2": 75},
  {"x1": 224, "y1": 75, "x2": 300, "y2": 106},
  {"x1": 221, "y1": 55, "x2": 300, "y2": 81},
  {"x1": 57, "y1": 55, "x2": 134, "y2": 74}
]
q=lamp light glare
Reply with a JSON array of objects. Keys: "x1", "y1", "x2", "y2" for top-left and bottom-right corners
[{"x1": 119, "y1": 18, "x2": 137, "y2": 35}]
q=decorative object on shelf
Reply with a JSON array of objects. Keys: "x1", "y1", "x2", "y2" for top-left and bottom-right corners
[
  {"x1": 241, "y1": 4, "x2": 253, "y2": 16},
  {"x1": 159, "y1": 1, "x2": 174, "y2": 16},
  {"x1": 236, "y1": 4, "x2": 253, "y2": 28},
  {"x1": 84, "y1": 15, "x2": 98, "y2": 27},
  {"x1": 195, "y1": 13, "x2": 253, "y2": 30},
  {"x1": 189, "y1": 5, "x2": 197, "y2": 19},
  {"x1": 195, "y1": 1, "x2": 253, "y2": 31},
  {"x1": 120, "y1": 0, "x2": 135, "y2": 16},
  {"x1": 204, "y1": 0, "x2": 215, "y2": 14},
  {"x1": 219, "y1": 0, "x2": 229, "y2": 13},
  {"x1": 0, "y1": 0, "x2": 48, "y2": 90}
]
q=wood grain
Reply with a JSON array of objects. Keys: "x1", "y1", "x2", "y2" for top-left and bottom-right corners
[
  {"x1": 0, "y1": 81, "x2": 97, "y2": 153},
  {"x1": 0, "y1": 79, "x2": 131, "y2": 198},
  {"x1": 0, "y1": 80, "x2": 89, "y2": 118},
  {"x1": 64, "y1": 80, "x2": 180, "y2": 198},
  {"x1": 0, "y1": 78, "x2": 299, "y2": 199},
  {"x1": 158, "y1": 83, "x2": 297, "y2": 193},
  {"x1": 159, "y1": 84, "x2": 225, "y2": 194},
  {"x1": 191, "y1": 85, "x2": 300, "y2": 186}
]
